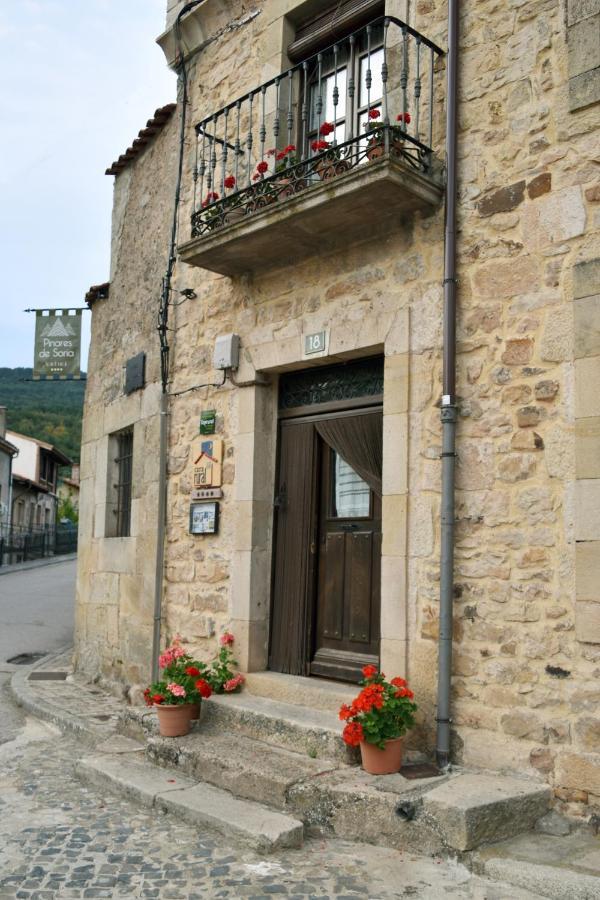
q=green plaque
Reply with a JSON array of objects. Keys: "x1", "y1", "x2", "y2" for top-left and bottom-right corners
[{"x1": 200, "y1": 409, "x2": 216, "y2": 434}]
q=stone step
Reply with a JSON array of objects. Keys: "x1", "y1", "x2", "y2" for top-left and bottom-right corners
[
  {"x1": 472, "y1": 830, "x2": 600, "y2": 900},
  {"x1": 145, "y1": 727, "x2": 341, "y2": 809},
  {"x1": 201, "y1": 691, "x2": 357, "y2": 763},
  {"x1": 76, "y1": 753, "x2": 304, "y2": 853},
  {"x1": 421, "y1": 773, "x2": 552, "y2": 851},
  {"x1": 117, "y1": 691, "x2": 358, "y2": 764},
  {"x1": 288, "y1": 769, "x2": 551, "y2": 855},
  {"x1": 243, "y1": 671, "x2": 357, "y2": 714}
]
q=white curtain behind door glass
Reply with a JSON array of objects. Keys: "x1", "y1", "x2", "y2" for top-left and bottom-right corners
[{"x1": 333, "y1": 451, "x2": 370, "y2": 518}]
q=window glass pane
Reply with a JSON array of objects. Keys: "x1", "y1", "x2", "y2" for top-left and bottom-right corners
[
  {"x1": 331, "y1": 451, "x2": 370, "y2": 518},
  {"x1": 309, "y1": 68, "x2": 347, "y2": 132},
  {"x1": 359, "y1": 47, "x2": 384, "y2": 107}
]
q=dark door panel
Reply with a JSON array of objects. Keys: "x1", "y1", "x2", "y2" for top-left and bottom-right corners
[{"x1": 269, "y1": 420, "x2": 317, "y2": 676}]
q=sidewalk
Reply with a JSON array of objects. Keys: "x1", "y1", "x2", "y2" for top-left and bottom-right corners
[
  {"x1": 0, "y1": 552, "x2": 77, "y2": 576},
  {"x1": 10, "y1": 649, "x2": 600, "y2": 900}
]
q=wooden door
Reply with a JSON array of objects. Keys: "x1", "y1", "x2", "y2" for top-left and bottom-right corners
[
  {"x1": 311, "y1": 439, "x2": 381, "y2": 681},
  {"x1": 269, "y1": 419, "x2": 318, "y2": 675}
]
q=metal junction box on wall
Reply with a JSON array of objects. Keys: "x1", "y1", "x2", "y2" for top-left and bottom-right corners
[{"x1": 213, "y1": 333, "x2": 240, "y2": 370}]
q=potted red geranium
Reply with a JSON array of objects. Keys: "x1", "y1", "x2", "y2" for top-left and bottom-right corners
[
  {"x1": 364, "y1": 109, "x2": 411, "y2": 160},
  {"x1": 311, "y1": 121, "x2": 351, "y2": 180},
  {"x1": 339, "y1": 665, "x2": 417, "y2": 775}
]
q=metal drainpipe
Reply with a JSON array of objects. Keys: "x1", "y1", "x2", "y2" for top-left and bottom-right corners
[
  {"x1": 151, "y1": 390, "x2": 169, "y2": 683},
  {"x1": 435, "y1": 0, "x2": 459, "y2": 771}
]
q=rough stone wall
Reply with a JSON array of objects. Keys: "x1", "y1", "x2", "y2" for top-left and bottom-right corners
[
  {"x1": 74, "y1": 117, "x2": 179, "y2": 686},
  {"x1": 75, "y1": 0, "x2": 600, "y2": 812}
]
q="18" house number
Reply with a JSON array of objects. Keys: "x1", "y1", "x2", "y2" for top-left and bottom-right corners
[{"x1": 304, "y1": 330, "x2": 328, "y2": 355}]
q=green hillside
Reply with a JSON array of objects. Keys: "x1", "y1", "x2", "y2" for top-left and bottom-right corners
[{"x1": 0, "y1": 368, "x2": 85, "y2": 463}]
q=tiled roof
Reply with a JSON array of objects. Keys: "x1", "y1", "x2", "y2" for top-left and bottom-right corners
[
  {"x1": 85, "y1": 282, "x2": 110, "y2": 306},
  {"x1": 105, "y1": 103, "x2": 177, "y2": 176}
]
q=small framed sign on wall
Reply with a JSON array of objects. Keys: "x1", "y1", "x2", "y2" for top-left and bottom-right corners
[{"x1": 189, "y1": 501, "x2": 219, "y2": 535}]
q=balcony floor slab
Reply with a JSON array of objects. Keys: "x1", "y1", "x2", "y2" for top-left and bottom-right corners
[{"x1": 179, "y1": 154, "x2": 444, "y2": 276}]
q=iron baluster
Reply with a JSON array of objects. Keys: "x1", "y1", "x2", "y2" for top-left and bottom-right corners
[
  {"x1": 332, "y1": 43, "x2": 339, "y2": 146},
  {"x1": 247, "y1": 92, "x2": 254, "y2": 187},
  {"x1": 316, "y1": 52, "x2": 323, "y2": 141},
  {"x1": 274, "y1": 77, "x2": 280, "y2": 146},
  {"x1": 382, "y1": 18, "x2": 390, "y2": 153},
  {"x1": 366, "y1": 24, "x2": 372, "y2": 113},
  {"x1": 287, "y1": 69, "x2": 294, "y2": 150},
  {"x1": 198, "y1": 126, "x2": 206, "y2": 207},
  {"x1": 401, "y1": 26, "x2": 409, "y2": 130},
  {"x1": 221, "y1": 107, "x2": 229, "y2": 196},
  {"x1": 260, "y1": 84, "x2": 267, "y2": 168},
  {"x1": 348, "y1": 34, "x2": 356, "y2": 143},
  {"x1": 193, "y1": 129, "x2": 199, "y2": 211},
  {"x1": 301, "y1": 60, "x2": 309, "y2": 159},
  {"x1": 234, "y1": 100, "x2": 241, "y2": 184},
  {"x1": 210, "y1": 115, "x2": 218, "y2": 196},
  {"x1": 428, "y1": 46, "x2": 434, "y2": 150},
  {"x1": 415, "y1": 36, "x2": 422, "y2": 142}
]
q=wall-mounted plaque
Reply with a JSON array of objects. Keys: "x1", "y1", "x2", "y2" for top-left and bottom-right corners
[
  {"x1": 200, "y1": 409, "x2": 216, "y2": 434},
  {"x1": 193, "y1": 438, "x2": 223, "y2": 488},
  {"x1": 192, "y1": 487, "x2": 223, "y2": 500},
  {"x1": 189, "y1": 501, "x2": 219, "y2": 534},
  {"x1": 302, "y1": 329, "x2": 329, "y2": 359}
]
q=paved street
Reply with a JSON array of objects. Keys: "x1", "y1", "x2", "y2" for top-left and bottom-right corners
[
  {"x1": 0, "y1": 561, "x2": 545, "y2": 898},
  {"x1": 0, "y1": 558, "x2": 75, "y2": 746}
]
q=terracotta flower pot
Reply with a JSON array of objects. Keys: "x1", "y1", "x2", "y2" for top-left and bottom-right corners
[
  {"x1": 360, "y1": 737, "x2": 403, "y2": 775},
  {"x1": 366, "y1": 138, "x2": 404, "y2": 161},
  {"x1": 188, "y1": 701, "x2": 201, "y2": 721},
  {"x1": 155, "y1": 704, "x2": 191, "y2": 737}
]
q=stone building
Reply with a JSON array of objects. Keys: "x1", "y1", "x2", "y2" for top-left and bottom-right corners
[
  {"x1": 76, "y1": 0, "x2": 600, "y2": 814},
  {"x1": 9, "y1": 430, "x2": 71, "y2": 529},
  {"x1": 0, "y1": 408, "x2": 18, "y2": 529}
]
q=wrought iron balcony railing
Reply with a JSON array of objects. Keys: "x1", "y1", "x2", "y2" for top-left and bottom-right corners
[{"x1": 190, "y1": 16, "x2": 444, "y2": 239}]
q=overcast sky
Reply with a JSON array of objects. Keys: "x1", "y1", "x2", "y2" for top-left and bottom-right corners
[{"x1": 0, "y1": 0, "x2": 175, "y2": 370}]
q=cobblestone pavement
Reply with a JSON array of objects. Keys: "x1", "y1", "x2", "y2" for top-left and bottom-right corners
[{"x1": 0, "y1": 712, "x2": 546, "y2": 900}]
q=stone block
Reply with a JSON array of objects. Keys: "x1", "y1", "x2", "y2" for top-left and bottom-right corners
[
  {"x1": 380, "y1": 556, "x2": 407, "y2": 642},
  {"x1": 229, "y1": 618, "x2": 269, "y2": 671},
  {"x1": 541, "y1": 304, "x2": 573, "y2": 362},
  {"x1": 573, "y1": 258, "x2": 600, "y2": 300},
  {"x1": 568, "y1": 0, "x2": 600, "y2": 26},
  {"x1": 382, "y1": 493, "x2": 407, "y2": 556},
  {"x1": 477, "y1": 181, "x2": 526, "y2": 217},
  {"x1": 575, "y1": 294, "x2": 600, "y2": 358},
  {"x1": 556, "y1": 751, "x2": 600, "y2": 794},
  {"x1": 382, "y1": 414, "x2": 408, "y2": 495},
  {"x1": 575, "y1": 357, "x2": 600, "y2": 417},
  {"x1": 422, "y1": 774, "x2": 550, "y2": 851},
  {"x1": 502, "y1": 338, "x2": 534, "y2": 366},
  {"x1": 103, "y1": 392, "x2": 142, "y2": 435},
  {"x1": 576, "y1": 541, "x2": 600, "y2": 601},
  {"x1": 576, "y1": 601, "x2": 600, "y2": 643},
  {"x1": 383, "y1": 353, "x2": 409, "y2": 415},
  {"x1": 576, "y1": 417, "x2": 600, "y2": 478},
  {"x1": 521, "y1": 186, "x2": 586, "y2": 251},
  {"x1": 379, "y1": 637, "x2": 407, "y2": 679},
  {"x1": 472, "y1": 256, "x2": 539, "y2": 300},
  {"x1": 569, "y1": 66, "x2": 600, "y2": 111},
  {"x1": 527, "y1": 173, "x2": 551, "y2": 199},
  {"x1": 568, "y1": 16, "x2": 600, "y2": 78}
]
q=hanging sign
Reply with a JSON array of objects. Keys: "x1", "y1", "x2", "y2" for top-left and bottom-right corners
[
  {"x1": 33, "y1": 309, "x2": 83, "y2": 380},
  {"x1": 193, "y1": 438, "x2": 223, "y2": 488}
]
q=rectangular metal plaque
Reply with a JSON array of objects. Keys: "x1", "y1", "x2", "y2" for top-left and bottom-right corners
[
  {"x1": 192, "y1": 488, "x2": 223, "y2": 500},
  {"x1": 303, "y1": 330, "x2": 328, "y2": 356},
  {"x1": 200, "y1": 409, "x2": 216, "y2": 434}
]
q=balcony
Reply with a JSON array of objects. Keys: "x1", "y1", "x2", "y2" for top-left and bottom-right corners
[{"x1": 179, "y1": 16, "x2": 445, "y2": 277}]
